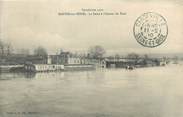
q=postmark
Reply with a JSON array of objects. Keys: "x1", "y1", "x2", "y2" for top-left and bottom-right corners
[{"x1": 133, "y1": 12, "x2": 168, "y2": 48}]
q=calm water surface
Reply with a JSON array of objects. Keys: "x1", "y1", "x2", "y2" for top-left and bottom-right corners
[{"x1": 0, "y1": 65, "x2": 183, "y2": 117}]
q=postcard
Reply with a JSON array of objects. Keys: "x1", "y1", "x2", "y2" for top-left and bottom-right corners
[{"x1": 0, "y1": 0, "x2": 183, "y2": 117}]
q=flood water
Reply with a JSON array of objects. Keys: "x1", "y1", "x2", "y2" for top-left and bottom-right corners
[{"x1": 0, "y1": 65, "x2": 183, "y2": 117}]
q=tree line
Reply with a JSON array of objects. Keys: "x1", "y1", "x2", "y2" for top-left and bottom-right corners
[
  {"x1": 0, "y1": 39, "x2": 176, "y2": 61},
  {"x1": 0, "y1": 40, "x2": 143, "y2": 60},
  {"x1": 0, "y1": 40, "x2": 106, "y2": 59}
]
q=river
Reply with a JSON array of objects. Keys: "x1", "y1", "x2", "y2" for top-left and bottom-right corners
[{"x1": 0, "y1": 64, "x2": 183, "y2": 117}]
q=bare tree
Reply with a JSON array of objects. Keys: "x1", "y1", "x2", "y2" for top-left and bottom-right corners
[
  {"x1": 115, "y1": 54, "x2": 120, "y2": 59},
  {"x1": 34, "y1": 46, "x2": 48, "y2": 57},
  {"x1": 88, "y1": 45, "x2": 106, "y2": 59},
  {"x1": 0, "y1": 40, "x2": 13, "y2": 56},
  {"x1": 0, "y1": 40, "x2": 4, "y2": 56},
  {"x1": 127, "y1": 53, "x2": 139, "y2": 59},
  {"x1": 173, "y1": 56, "x2": 178, "y2": 64},
  {"x1": 6, "y1": 43, "x2": 13, "y2": 56},
  {"x1": 143, "y1": 54, "x2": 149, "y2": 60},
  {"x1": 20, "y1": 48, "x2": 30, "y2": 55}
]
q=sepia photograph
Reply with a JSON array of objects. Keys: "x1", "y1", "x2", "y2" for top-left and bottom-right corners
[{"x1": 0, "y1": 0, "x2": 183, "y2": 117}]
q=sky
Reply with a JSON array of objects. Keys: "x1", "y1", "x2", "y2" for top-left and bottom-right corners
[{"x1": 0, "y1": 0, "x2": 183, "y2": 55}]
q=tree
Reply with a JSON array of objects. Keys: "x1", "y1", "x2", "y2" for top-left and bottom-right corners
[
  {"x1": 6, "y1": 43, "x2": 13, "y2": 55},
  {"x1": 144, "y1": 54, "x2": 149, "y2": 59},
  {"x1": 142, "y1": 54, "x2": 149, "y2": 65},
  {"x1": 173, "y1": 56, "x2": 178, "y2": 64},
  {"x1": 88, "y1": 45, "x2": 106, "y2": 59},
  {"x1": 0, "y1": 40, "x2": 5, "y2": 56},
  {"x1": 20, "y1": 48, "x2": 30, "y2": 55},
  {"x1": 34, "y1": 46, "x2": 48, "y2": 57},
  {"x1": 115, "y1": 54, "x2": 120, "y2": 59},
  {"x1": 0, "y1": 40, "x2": 13, "y2": 56},
  {"x1": 127, "y1": 53, "x2": 139, "y2": 59}
]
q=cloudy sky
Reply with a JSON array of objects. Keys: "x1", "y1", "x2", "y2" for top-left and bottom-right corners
[{"x1": 0, "y1": 0, "x2": 183, "y2": 55}]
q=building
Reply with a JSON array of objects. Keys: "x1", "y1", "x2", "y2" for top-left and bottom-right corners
[
  {"x1": 51, "y1": 51, "x2": 88, "y2": 65},
  {"x1": 49, "y1": 51, "x2": 105, "y2": 68},
  {"x1": 50, "y1": 52, "x2": 79, "y2": 65}
]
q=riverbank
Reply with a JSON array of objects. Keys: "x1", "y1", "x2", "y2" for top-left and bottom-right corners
[
  {"x1": 0, "y1": 65, "x2": 24, "y2": 73},
  {"x1": 0, "y1": 64, "x2": 96, "y2": 73}
]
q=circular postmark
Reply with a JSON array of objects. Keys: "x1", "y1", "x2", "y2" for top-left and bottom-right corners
[{"x1": 133, "y1": 12, "x2": 168, "y2": 47}]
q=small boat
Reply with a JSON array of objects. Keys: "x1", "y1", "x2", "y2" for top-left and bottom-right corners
[{"x1": 125, "y1": 65, "x2": 135, "y2": 70}]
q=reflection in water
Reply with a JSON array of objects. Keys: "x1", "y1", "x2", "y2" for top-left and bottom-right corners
[
  {"x1": 0, "y1": 72, "x2": 36, "y2": 79},
  {"x1": 0, "y1": 65, "x2": 183, "y2": 117},
  {"x1": 24, "y1": 72, "x2": 36, "y2": 78}
]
